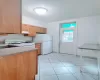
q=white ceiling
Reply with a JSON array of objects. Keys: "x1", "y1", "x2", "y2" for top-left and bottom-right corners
[{"x1": 22, "y1": 0, "x2": 100, "y2": 23}]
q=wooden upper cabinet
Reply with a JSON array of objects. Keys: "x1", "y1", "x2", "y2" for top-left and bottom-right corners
[
  {"x1": 39, "y1": 27, "x2": 47, "y2": 34},
  {"x1": 22, "y1": 24, "x2": 47, "y2": 36},
  {"x1": 22, "y1": 24, "x2": 29, "y2": 32},
  {"x1": 35, "y1": 27, "x2": 47, "y2": 34},
  {"x1": 35, "y1": 27, "x2": 41, "y2": 33},
  {"x1": 28, "y1": 26, "x2": 36, "y2": 36},
  {"x1": 40, "y1": 28, "x2": 43, "y2": 33},
  {"x1": 41, "y1": 28, "x2": 47, "y2": 33},
  {"x1": 22, "y1": 24, "x2": 36, "y2": 36},
  {"x1": 43, "y1": 28, "x2": 47, "y2": 33},
  {"x1": 0, "y1": 0, "x2": 21, "y2": 34}
]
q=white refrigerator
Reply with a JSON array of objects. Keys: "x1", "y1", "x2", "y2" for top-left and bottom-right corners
[{"x1": 34, "y1": 34, "x2": 52, "y2": 55}]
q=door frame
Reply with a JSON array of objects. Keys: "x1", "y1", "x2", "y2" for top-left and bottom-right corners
[{"x1": 59, "y1": 22, "x2": 78, "y2": 54}]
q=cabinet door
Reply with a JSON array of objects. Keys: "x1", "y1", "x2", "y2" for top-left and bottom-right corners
[
  {"x1": 35, "y1": 27, "x2": 41, "y2": 33},
  {"x1": 0, "y1": 0, "x2": 21, "y2": 33},
  {"x1": 39, "y1": 27, "x2": 47, "y2": 34},
  {"x1": 28, "y1": 26, "x2": 36, "y2": 36},
  {"x1": 22, "y1": 24, "x2": 29, "y2": 32},
  {"x1": 40, "y1": 28, "x2": 44, "y2": 33},
  {"x1": 16, "y1": 53, "x2": 29, "y2": 80},
  {"x1": 43, "y1": 28, "x2": 47, "y2": 33},
  {"x1": 0, "y1": 57, "x2": 7, "y2": 80},
  {"x1": 16, "y1": 51, "x2": 38, "y2": 80},
  {"x1": 0, "y1": 56, "x2": 17, "y2": 80},
  {"x1": 22, "y1": 24, "x2": 36, "y2": 36},
  {"x1": 40, "y1": 27, "x2": 47, "y2": 34},
  {"x1": 28, "y1": 51, "x2": 38, "y2": 80}
]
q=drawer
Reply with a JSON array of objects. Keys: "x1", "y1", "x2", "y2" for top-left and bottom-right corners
[
  {"x1": 35, "y1": 43, "x2": 41, "y2": 47},
  {"x1": 35, "y1": 45, "x2": 40, "y2": 48},
  {"x1": 35, "y1": 43, "x2": 41, "y2": 55},
  {"x1": 36, "y1": 43, "x2": 41, "y2": 46}
]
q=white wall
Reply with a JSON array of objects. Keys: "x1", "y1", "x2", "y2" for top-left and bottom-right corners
[
  {"x1": 97, "y1": 19, "x2": 100, "y2": 44},
  {"x1": 22, "y1": 16, "x2": 47, "y2": 27},
  {"x1": 47, "y1": 16, "x2": 100, "y2": 56},
  {"x1": 47, "y1": 22, "x2": 60, "y2": 52}
]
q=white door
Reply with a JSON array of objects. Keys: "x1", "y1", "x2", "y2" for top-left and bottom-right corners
[{"x1": 59, "y1": 22, "x2": 77, "y2": 55}]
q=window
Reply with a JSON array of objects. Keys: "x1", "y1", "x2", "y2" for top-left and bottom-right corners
[
  {"x1": 62, "y1": 30, "x2": 74, "y2": 42},
  {"x1": 61, "y1": 22, "x2": 76, "y2": 42},
  {"x1": 61, "y1": 22, "x2": 76, "y2": 28}
]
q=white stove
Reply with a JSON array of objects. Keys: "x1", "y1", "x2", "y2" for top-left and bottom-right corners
[{"x1": 8, "y1": 43, "x2": 35, "y2": 48}]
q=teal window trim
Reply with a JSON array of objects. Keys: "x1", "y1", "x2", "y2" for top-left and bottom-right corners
[
  {"x1": 64, "y1": 30, "x2": 73, "y2": 33},
  {"x1": 61, "y1": 22, "x2": 76, "y2": 28}
]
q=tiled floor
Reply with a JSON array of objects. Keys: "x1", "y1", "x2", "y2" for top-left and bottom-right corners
[{"x1": 35, "y1": 53, "x2": 98, "y2": 80}]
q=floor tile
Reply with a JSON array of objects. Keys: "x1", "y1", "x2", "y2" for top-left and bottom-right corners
[
  {"x1": 39, "y1": 63, "x2": 52, "y2": 69},
  {"x1": 57, "y1": 74, "x2": 77, "y2": 80},
  {"x1": 40, "y1": 75, "x2": 58, "y2": 80},
  {"x1": 82, "y1": 66, "x2": 98, "y2": 75},
  {"x1": 51, "y1": 63, "x2": 65, "y2": 68},
  {"x1": 70, "y1": 60, "x2": 82, "y2": 66},
  {"x1": 53, "y1": 67, "x2": 71, "y2": 74},
  {"x1": 62, "y1": 62, "x2": 77, "y2": 67},
  {"x1": 38, "y1": 59, "x2": 50, "y2": 63},
  {"x1": 49, "y1": 58, "x2": 60, "y2": 63},
  {"x1": 40, "y1": 68, "x2": 56, "y2": 76},
  {"x1": 73, "y1": 72, "x2": 95, "y2": 80},
  {"x1": 88, "y1": 74, "x2": 98, "y2": 80},
  {"x1": 67, "y1": 66, "x2": 81, "y2": 73}
]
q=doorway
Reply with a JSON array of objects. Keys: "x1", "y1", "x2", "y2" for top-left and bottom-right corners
[{"x1": 59, "y1": 22, "x2": 78, "y2": 55}]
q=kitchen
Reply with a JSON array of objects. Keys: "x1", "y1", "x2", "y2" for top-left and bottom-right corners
[{"x1": 0, "y1": 0, "x2": 100, "y2": 80}]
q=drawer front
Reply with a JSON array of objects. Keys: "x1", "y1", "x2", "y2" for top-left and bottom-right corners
[
  {"x1": 35, "y1": 45, "x2": 40, "y2": 48},
  {"x1": 35, "y1": 43, "x2": 41, "y2": 55},
  {"x1": 35, "y1": 43, "x2": 41, "y2": 47}
]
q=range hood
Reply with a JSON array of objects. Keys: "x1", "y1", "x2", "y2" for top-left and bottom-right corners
[{"x1": 22, "y1": 31, "x2": 29, "y2": 34}]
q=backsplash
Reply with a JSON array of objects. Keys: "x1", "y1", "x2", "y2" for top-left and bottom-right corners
[{"x1": 0, "y1": 34, "x2": 32, "y2": 43}]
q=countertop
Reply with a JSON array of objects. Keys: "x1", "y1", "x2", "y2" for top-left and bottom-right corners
[
  {"x1": 0, "y1": 46, "x2": 37, "y2": 57},
  {"x1": 79, "y1": 43, "x2": 100, "y2": 51},
  {"x1": 34, "y1": 42, "x2": 42, "y2": 44}
]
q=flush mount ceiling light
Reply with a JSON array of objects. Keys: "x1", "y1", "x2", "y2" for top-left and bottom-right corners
[{"x1": 34, "y1": 7, "x2": 48, "y2": 15}]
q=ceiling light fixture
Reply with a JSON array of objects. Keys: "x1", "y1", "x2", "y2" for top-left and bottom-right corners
[{"x1": 34, "y1": 7, "x2": 47, "y2": 15}]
